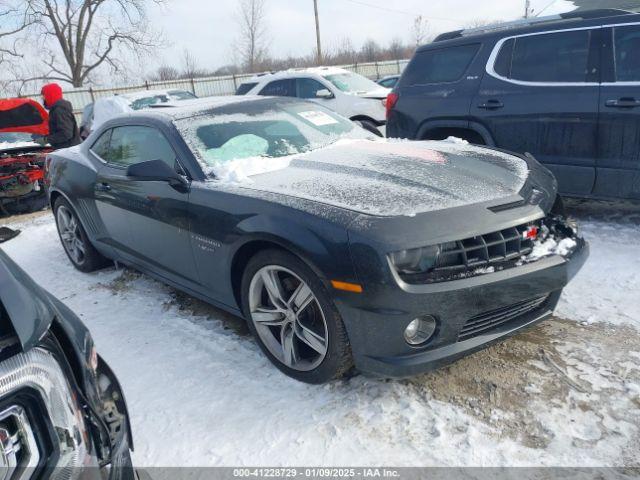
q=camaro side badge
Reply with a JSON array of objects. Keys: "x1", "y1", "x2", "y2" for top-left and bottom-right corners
[{"x1": 192, "y1": 234, "x2": 221, "y2": 252}]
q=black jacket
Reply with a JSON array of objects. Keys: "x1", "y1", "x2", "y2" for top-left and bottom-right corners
[{"x1": 48, "y1": 99, "x2": 81, "y2": 149}]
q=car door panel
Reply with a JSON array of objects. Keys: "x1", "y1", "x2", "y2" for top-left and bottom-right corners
[
  {"x1": 94, "y1": 166, "x2": 137, "y2": 252},
  {"x1": 472, "y1": 28, "x2": 601, "y2": 197},
  {"x1": 596, "y1": 25, "x2": 640, "y2": 199},
  {"x1": 93, "y1": 124, "x2": 200, "y2": 285},
  {"x1": 88, "y1": 130, "x2": 137, "y2": 252},
  {"x1": 124, "y1": 180, "x2": 197, "y2": 285}
]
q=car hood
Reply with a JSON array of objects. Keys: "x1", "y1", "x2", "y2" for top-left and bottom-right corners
[
  {"x1": 244, "y1": 139, "x2": 533, "y2": 217},
  {"x1": 0, "y1": 99, "x2": 49, "y2": 136},
  {"x1": 0, "y1": 249, "x2": 54, "y2": 350}
]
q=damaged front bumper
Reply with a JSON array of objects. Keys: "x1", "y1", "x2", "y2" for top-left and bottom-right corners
[{"x1": 339, "y1": 215, "x2": 589, "y2": 378}]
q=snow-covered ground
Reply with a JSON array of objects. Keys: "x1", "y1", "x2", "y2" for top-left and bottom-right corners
[
  {"x1": 1, "y1": 203, "x2": 639, "y2": 467},
  {"x1": 0, "y1": 141, "x2": 40, "y2": 150}
]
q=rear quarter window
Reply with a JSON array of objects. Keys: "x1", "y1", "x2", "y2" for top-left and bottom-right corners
[
  {"x1": 236, "y1": 82, "x2": 258, "y2": 95},
  {"x1": 401, "y1": 44, "x2": 480, "y2": 86}
]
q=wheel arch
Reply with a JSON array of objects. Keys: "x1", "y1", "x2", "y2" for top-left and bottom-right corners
[
  {"x1": 229, "y1": 236, "x2": 330, "y2": 314},
  {"x1": 416, "y1": 119, "x2": 495, "y2": 146},
  {"x1": 49, "y1": 189, "x2": 88, "y2": 231},
  {"x1": 49, "y1": 188, "x2": 64, "y2": 211},
  {"x1": 349, "y1": 114, "x2": 384, "y2": 127},
  {"x1": 49, "y1": 188, "x2": 114, "y2": 261}
]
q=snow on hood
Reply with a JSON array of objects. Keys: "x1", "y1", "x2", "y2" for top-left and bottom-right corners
[{"x1": 228, "y1": 139, "x2": 530, "y2": 217}]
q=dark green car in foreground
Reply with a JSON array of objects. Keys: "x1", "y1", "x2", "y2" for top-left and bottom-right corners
[{"x1": 46, "y1": 96, "x2": 587, "y2": 383}]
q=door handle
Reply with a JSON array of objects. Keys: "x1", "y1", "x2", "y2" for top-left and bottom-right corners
[
  {"x1": 605, "y1": 98, "x2": 640, "y2": 108},
  {"x1": 477, "y1": 100, "x2": 504, "y2": 110},
  {"x1": 95, "y1": 182, "x2": 111, "y2": 192}
]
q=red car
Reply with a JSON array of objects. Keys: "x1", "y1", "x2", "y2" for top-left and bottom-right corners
[{"x1": 0, "y1": 98, "x2": 51, "y2": 216}]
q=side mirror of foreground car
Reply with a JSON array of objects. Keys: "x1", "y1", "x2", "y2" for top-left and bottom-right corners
[{"x1": 126, "y1": 159, "x2": 189, "y2": 190}]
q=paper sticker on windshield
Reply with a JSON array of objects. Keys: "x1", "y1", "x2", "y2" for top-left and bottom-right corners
[{"x1": 297, "y1": 110, "x2": 339, "y2": 126}]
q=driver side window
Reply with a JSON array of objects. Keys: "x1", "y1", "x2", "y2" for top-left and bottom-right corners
[
  {"x1": 107, "y1": 126, "x2": 176, "y2": 169},
  {"x1": 296, "y1": 78, "x2": 327, "y2": 99}
]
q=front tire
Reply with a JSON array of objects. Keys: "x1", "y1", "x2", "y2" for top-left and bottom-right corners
[
  {"x1": 54, "y1": 197, "x2": 109, "y2": 272},
  {"x1": 241, "y1": 249, "x2": 353, "y2": 384}
]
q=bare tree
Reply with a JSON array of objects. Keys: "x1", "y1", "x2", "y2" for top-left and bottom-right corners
[
  {"x1": 0, "y1": 2, "x2": 36, "y2": 64},
  {"x1": 152, "y1": 64, "x2": 179, "y2": 81},
  {"x1": 465, "y1": 18, "x2": 502, "y2": 29},
  {"x1": 360, "y1": 39, "x2": 379, "y2": 63},
  {"x1": 387, "y1": 37, "x2": 405, "y2": 60},
  {"x1": 181, "y1": 48, "x2": 205, "y2": 78},
  {"x1": 236, "y1": 0, "x2": 268, "y2": 73},
  {"x1": 19, "y1": 0, "x2": 163, "y2": 87},
  {"x1": 412, "y1": 15, "x2": 428, "y2": 47}
]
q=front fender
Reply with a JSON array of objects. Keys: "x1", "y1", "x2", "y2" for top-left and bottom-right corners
[{"x1": 231, "y1": 213, "x2": 358, "y2": 288}]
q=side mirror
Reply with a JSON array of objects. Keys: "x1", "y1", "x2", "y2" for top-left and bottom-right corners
[
  {"x1": 315, "y1": 89, "x2": 334, "y2": 99},
  {"x1": 126, "y1": 159, "x2": 188, "y2": 189}
]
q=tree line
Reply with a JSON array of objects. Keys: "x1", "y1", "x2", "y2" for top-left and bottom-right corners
[
  {"x1": 1, "y1": 0, "x2": 490, "y2": 94},
  {"x1": 149, "y1": 0, "x2": 430, "y2": 81}
]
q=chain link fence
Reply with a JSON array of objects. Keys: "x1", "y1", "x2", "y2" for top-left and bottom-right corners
[{"x1": 19, "y1": 59, "x2": 409, "y2": 118}]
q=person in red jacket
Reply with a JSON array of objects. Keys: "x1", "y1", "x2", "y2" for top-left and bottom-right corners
[{"x1": 40, "y1": 83, "x2": 81, "y2": 149}]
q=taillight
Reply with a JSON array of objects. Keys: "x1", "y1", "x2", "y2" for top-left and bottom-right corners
[{"x1": 385, "y1": 92, "x2": 398, "y2": 119}]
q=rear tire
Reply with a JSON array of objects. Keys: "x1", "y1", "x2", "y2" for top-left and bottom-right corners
[
  {"x1": 241, "y1": 249, "x2": 353, "y2": 384},
  {"x1": 54, "y1": 197, "x2": 109, "y2": 272}
]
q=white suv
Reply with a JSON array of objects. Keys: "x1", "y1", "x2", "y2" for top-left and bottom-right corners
[{"x1": 237, "y1": 67, "x2": 390, "y2": 135}]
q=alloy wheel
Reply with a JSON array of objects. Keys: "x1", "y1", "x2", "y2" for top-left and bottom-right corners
[
  {"x1": 248, "y1": 266, "x2": 328, "y2": 371},
  {"x1": 56, "y1": 205, "x2": 86, "y2": 265}
]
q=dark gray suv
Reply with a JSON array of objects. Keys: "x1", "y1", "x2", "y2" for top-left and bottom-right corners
[{"x1": 386, "y1": 9, "x2": 640, "y2": 200}]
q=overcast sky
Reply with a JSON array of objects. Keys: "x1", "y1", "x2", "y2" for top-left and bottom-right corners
[{"x1": 145, "y1": 0, "x2": 576, "y2": 72}]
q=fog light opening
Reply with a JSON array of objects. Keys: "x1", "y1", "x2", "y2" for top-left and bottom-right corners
[{"x1": 404, "y1": 315, "x2": 437, "y2": 346}]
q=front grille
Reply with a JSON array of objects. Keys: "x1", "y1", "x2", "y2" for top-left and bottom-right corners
[
  {"x1": 458, "y1": 295, "x2": 549, "y2": 341},
  {"x1": 399, "y1": 221, "x2": 540, "y2": 284},
  {"x1": 436, "y1": 223, "x2": 537, "y2": 271}
]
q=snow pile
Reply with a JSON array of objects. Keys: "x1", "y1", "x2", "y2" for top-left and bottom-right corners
[
  {"x1": 525, "y1": 236, "x2": 577, "y2": 262},
  {"x1": 205, "y1": 155, "x2": 297, "y2": 183},
  {"x1": 443, "y1": 136, "x2": 469, "y2": 145},
  {"x1": 92, "y1": 96, "x2": 133, "y2": 130}
]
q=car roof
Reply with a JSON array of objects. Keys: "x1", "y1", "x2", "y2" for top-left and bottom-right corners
[
  {"x1": 424, "y1": 9, "x2": 640, "y2": 49},
  {"x1": 121, "y1": 95, "x2": 285, "y2": 121},
  {"x1": 244, "y1": 66, "x2": 351, "y2": 84},
  {"x1": 118, "y1": 88, "x2": 192, "y2": 101}
]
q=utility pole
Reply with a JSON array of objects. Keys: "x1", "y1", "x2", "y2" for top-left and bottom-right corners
[
  {"x1": 524, "y1": 0, "x2": 531, "y2": 18},
  {"x1": 314, "y1": 0, "x2": 322, "y2": 64}
]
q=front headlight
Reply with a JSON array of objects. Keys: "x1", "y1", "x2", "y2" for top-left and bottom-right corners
[
  {"x1": 389, "y1": 245, "x2": 440, "y2": 274},
  {"x1": 0, "y1": 347, "x2": 97, "y2": 478}
]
